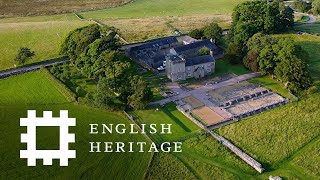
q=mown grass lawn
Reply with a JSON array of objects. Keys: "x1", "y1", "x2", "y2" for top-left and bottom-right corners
[
  {"x1": 132, "y1": 103, "x2": 201, "y2": 143},
  {"x1": 0, "y1": 71, "x2": 152, "y2": 179}
]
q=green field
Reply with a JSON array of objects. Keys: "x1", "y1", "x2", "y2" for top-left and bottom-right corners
[
  {"x1": 0, "y1": 71, "x2": 69, "y2": 105},
  {"x1": 132, "y1": 103, "x2": 201, "y2": 143},
  {"x1": 79, "y1": 0, "x2": 246, "y2": 19},
  {"x1": 218, "y1": 34, "x2": 320, "y2": 179},
  {"x1": 0, "y1": 19, "x2": 90, "y2": 71},
  {"x1": 0, "y1": 0, "x2": 244, "y2": 71},
  {"x1": 146, "y1": 134, "x2": 259, "y2": 179},
  {"x1": 0, "y1": 71, "x2": 152, "y2": 179},
  {"x1": 294, "y1": 23, "x2": 320, "y2": 34}
]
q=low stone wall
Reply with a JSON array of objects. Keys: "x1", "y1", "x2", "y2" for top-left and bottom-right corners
[
  {"x1": 209, "y1": 131, "x2": 264, "y2": 173},
  {"x1": 177, "y1": 105, "x2": 265, "y2": 173}
]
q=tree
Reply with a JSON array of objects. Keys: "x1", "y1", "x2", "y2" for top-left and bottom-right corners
[
  {"x1": 274, "y1": 56, "x2": 312, "y2": 92},
  {"x1": 60, "y1": 24, "x2": 117, "y2": 62},
  {"x1": 203, "y1": 22, "x2": 223, "y2": 43},
  {"x1": 127, "y1": 76, "x2": 153, "y2": 110},
  {"x1": 243, "y1": 50, "x2": 260, "y2": 72},
  {"x1": 197, "y1": 47, "x2": 210, "y2": 56},
  {"x1": 225, "y1": 42, "x2": 243, "y2": 64},
  {"x1": 189, "y1": 29, "x2": 204, "y2": 39},
  {"x1": 294, "y1": 0, "x2": 312, "y2": 12},
  {"x1": 94, "y1": 78, "x2": 115, "y2": 108},
  {"x1": 15, "y1": 47, "x2": 35, "y2": 64},
  {"x1": 311, "y1": 0, "x2": 320, "y2": 15},
  {"x1": 228, "y1": 0, "x2": 294, "y2": 47},
  {"x1": 245, "y1": 33, "x2": 278, "y2": 73}
]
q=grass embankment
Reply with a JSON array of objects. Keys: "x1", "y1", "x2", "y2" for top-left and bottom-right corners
[{"x1": 0, "y1": 71, "x2": 152, "y2": 179}]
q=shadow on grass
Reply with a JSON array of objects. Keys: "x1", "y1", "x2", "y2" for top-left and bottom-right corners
[{"x1": 162, "y1": 104, "x2": 192, "y2": 132}]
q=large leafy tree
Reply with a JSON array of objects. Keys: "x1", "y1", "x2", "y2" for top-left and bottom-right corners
[
  {"x1": 311, "y1": 0, "x2": 320, "y2": 15},
  {"x1": 244, "y1": 33, "x2": 311, "y2": 92},
  {"x1": 15, "y1": 47, "x2": 35, "y2": 65},
  {"x1": 227, "y1": 0, "x2": 293, "y2": 49},
  {"x1": 61, "y1": 24, "x2": 153, "y2": 109},
  {"x1": 294, "y1": 0, "x2": 312, "y2": 12},
  {"x1": 203, "y1": 22, "x2": 223, "y2": 43},
  {"x1": 128, "y1": 76, "x2": 153, "y2": 110}
]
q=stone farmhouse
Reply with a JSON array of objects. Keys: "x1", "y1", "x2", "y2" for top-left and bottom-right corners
[
  {"x1": 167, "y1": 40, "x2": 223, "y2": 82},
  {"x1": 126, "y1": 36, "x2": 223, "y2": 82}
]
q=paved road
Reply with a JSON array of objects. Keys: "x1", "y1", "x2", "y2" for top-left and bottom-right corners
[
  {"x1": 151, "y1": 72, "x2": 262, "y2": 117},
  {"x1": 0, "y1": 57, "x2": 69, "y2": 79}
]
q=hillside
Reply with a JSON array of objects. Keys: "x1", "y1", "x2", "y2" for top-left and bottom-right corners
[{"x1": 0, "y1": 0, "x2": 131, "y2": 17}]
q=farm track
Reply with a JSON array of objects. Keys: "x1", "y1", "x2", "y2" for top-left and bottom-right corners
[{"x1": 0, "y1": 57, "x2": 69, "y2": 79}]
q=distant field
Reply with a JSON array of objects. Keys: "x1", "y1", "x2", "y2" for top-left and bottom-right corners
[
  {"x1": 0, "y1": 0, "x2": 244, "y2": 70},
  {"x1": 0, "y1": 0, "x2": 131, "y2": 17},
  {"x1": 0, "y1": 19, "x2": 90, "y2": 71},
  {"x1": 79, "y1": 0, "x2": 246, "y2": 19},
  {"x1": 0, "y1": 70, "x2": 152, "y2": 179}
]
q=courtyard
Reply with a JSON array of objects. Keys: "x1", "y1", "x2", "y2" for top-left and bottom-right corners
[{"x1": 152, "y1": 73, "x2": 289, "y2": 129}]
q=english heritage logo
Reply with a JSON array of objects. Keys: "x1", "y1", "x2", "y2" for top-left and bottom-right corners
[{"x1": 20, "y1": 110, "x2": 76, "y2": 166}]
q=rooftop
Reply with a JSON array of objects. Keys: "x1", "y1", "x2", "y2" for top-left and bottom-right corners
[
  {"x1": 185, "y1": 55, "x2": 214, "y2": 67},
  {"x1": 173, "y1": 40, "x2": 220, "y2": 53},
  {"x1": 130, "y1": 36, "x2": 178, "y2": 52}
]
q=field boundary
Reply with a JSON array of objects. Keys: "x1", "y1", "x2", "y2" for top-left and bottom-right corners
[{"x1": 41, "y1": 67, "x2": 77, "y2": 102}]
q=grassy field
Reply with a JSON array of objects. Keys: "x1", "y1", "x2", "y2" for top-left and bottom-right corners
[
  {"x1": 145, "y1": 152, "x2": 197, "y2": 180},
  {"x1": 0, "y1": 70, "x2": 152, "y2": 179},
  {"x1": 0, "y1": 0, "x2": 244, "y2": 70},
  {"x1": 248, "y1": 76, "x2": 294, "y2": 99},
  {"x1": 0, "y1": 19, "x2": 90, "y2": 71},
  {"x1": 147, "y1": 134, "x2": 259, "y2": 179},
  {"x1": 218, "y1": 34, "x2": 320, "y2": 179},
  {"x1": 0, "y1": 0, "x2": 131, "y2": 17},
  {"x1": 79, "y1": 0, "x2": 246, "y2": 19},
  {"x1": 0, "y1": 71, "x2": 69, "y2": 105},
  {"x1": 294, "y1": 23, "x2": 320, "y2": 34},
  {"x1": 132, "y1": 103, "x2": 201, "y2": 143}
]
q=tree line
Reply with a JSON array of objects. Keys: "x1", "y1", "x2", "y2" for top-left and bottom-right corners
[
  {"x1": 60, "y1": 24, "x2": 152, "y2": 110},
  {"x1": 225, "y1": 0, "x2": 312, "y2": 93}
]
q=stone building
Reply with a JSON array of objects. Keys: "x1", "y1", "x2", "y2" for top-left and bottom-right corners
[
  {"x1": 166, "y1": 55, "x2": 215, "y2": 82},
  {"x1": 166, "y1": 39, "x2": 221, "y2": 82}
]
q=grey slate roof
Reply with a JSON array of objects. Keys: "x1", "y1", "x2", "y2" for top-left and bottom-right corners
[
  {"x1": 185, "y1": 55, "x2": 214, "y2": 67},
  {"x1": 173, "y1": 40, "x2": 220, "y2": 53},
  {"x1": 130, "y1": 36, "x2": 178, "y2": 52}
]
